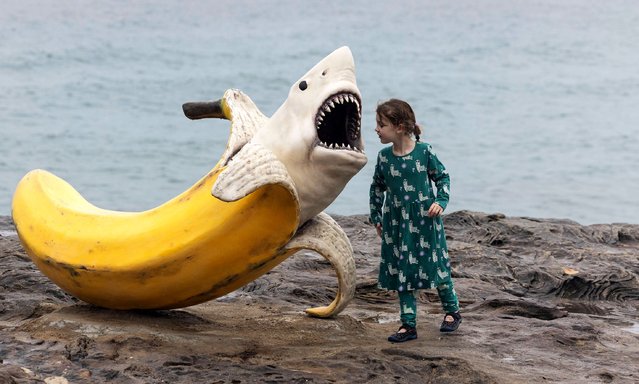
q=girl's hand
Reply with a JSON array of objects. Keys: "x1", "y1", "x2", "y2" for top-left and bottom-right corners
[
  {"x1": 427, "y1": 202, "x2": 443, "y2": 217},
  {"x1": 375, "y1": 223, "x2": 382, "y2": 238}
]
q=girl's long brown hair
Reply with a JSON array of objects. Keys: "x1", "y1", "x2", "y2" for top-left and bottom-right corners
[{"x1": 376, "y1": 99, "x2": 422, "y2": 141}]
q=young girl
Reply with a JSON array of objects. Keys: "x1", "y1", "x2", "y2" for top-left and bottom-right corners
[{"x1": 369, "y1": 99, "x2": 461, "y2": 342}]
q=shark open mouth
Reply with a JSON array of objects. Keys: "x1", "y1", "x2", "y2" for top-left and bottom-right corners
[{"x1": 315, "y1": 92, "x2": 363, "y2": 152}]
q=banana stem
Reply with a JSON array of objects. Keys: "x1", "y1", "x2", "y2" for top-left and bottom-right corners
[{"x1": 182, "y1": 100, "x2": 227, "y2": 120}]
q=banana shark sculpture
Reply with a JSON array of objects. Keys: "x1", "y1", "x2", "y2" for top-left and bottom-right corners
[{"x1": 12, "y1": 46, "x2": 367, "y2": 317}]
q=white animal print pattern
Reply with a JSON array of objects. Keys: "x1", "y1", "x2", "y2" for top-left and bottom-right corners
[{"x1": 369, "y1": 142, "x2": 452, "y2": 292}]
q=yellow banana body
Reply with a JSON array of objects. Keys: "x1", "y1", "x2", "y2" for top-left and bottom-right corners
[{"x1": 12, "y1": 166, "x2": 298, "y2": 310}]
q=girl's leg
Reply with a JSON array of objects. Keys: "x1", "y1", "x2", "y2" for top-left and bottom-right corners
[
  {"x1": 398, "y1": 290, "x2": 417, "y2": 328},
  {"x1": 436, "y1": 279, "x2": 459, "y2": 314},
  {"x1": 388, "y1": 290, "x2": 419, "y2": 342}
]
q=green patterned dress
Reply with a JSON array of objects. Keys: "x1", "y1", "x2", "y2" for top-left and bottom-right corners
[{"x1": 369, "y1": 141, "x2": 452, "y2": 293}]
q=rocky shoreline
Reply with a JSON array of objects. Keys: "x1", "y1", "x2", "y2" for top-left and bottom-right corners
[{"x1": 1, "y1": 211, "x2": 638, "y2": 383}]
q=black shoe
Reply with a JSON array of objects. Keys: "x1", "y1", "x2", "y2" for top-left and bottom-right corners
[
  {"x1": 388, "y1": 324, "x2": 417, "y2": 342},
  {"x1": 440, "y1": 312, "x2": 462, "y2": 333}
]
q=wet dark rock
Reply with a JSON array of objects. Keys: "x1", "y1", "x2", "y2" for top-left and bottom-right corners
[{"x1": 1, "y1": 211, "x2": 638, "y2": 383}]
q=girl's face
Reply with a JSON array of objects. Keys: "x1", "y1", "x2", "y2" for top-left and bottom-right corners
[{"x1": 375, "y1": 114, "x2": 402, "y2": 144}]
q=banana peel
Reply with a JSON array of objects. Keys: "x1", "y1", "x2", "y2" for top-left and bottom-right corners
[{"x1": 11, "y1": 46, "x2": 367, "y2": 317}]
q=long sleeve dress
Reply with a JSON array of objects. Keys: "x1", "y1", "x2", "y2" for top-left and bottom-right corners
[{"x1": 369, "y1": 141, "x2": 452, "y2": 293}]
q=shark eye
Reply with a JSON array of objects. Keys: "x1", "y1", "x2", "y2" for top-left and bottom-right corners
[
  {"x1": 322, "y1": 69, "x2": 328, "y2": 76},
  {"x1": 299, "y1": 81, "x2": 308, "y2": 91}
]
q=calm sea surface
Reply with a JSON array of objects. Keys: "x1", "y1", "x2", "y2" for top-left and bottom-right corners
[{"x1": 1, "y1": 0, "x2": 638, "y2": 224}]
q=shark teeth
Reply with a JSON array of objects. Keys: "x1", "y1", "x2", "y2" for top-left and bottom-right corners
[
  {"x1": 315, "y1": 92, "x2": 363, "y2": 152},
  {"x1": 317, "y1": 141, "x2": 364, "y2": 153}
]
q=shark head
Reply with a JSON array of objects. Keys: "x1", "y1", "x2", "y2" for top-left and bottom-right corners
[{"x1": 255, "y1": 46, "x2": 368, "y2": 224}]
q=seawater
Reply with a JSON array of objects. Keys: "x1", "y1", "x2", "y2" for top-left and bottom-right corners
[{"x1": 1, "y1": 0, "x2": 638, "y2": 224}]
